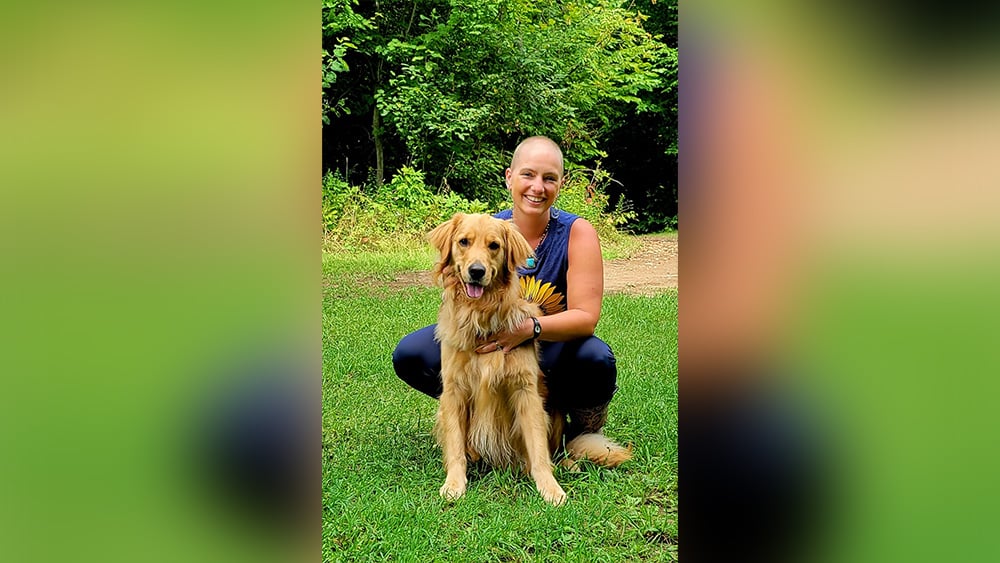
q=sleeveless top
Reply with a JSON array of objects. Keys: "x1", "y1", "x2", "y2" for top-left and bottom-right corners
[{"x1": 494, "y1": 208, "x2": 580, "y2": 316}]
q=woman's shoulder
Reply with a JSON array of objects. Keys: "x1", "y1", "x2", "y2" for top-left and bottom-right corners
[
  {"x1": 567, "y1": 215, "x2": 597, "y2": 241},
  {"x1": 566, "y1": 215, "x2": 602, "y2": 263},
  {"x1": 553, "y1": 210, "x2": 587, "y2": 244},
  {"x1": 554, "y1": 209, "x2": 579, "y2": 226},
  {"x1": 548, "y1": 209, "x2": 581, "y2": 239}
]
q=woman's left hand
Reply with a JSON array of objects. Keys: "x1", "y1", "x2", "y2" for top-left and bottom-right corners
[{"x1": 475, "y1": 319, "x2": 533, "y2": 354}]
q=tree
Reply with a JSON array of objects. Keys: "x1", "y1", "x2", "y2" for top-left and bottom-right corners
[
  {"x1": 322, "y1": 0, "x2": 678, "y2": 232},
  {"x1": 601, "y1": 0, "x2": 678, "y2": 232},
  {"x1": 376, "y1": 0, "x2": 665, "y2": 201},
  {"x1": 322, "y1": 0, "x2": 372, "y2": 123},
  {"x1": 323, "y1": 0, "x2": 445, "y2": 187}
]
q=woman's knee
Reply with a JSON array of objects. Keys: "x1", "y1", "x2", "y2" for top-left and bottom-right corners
[
  {"x1": 577, "y1": 336, "x2": 617, "y2": 374},
  {"x1": 546, "y1": 337, "x2": 618, "y2": 409},
  {"x1": 392, "y1": 325, "x2": 443, "y2": 398},
  {"x1": 393, "y1": 325, "x2": 437, "y2": 366},
  {"x1": 391, "y1": 336, "x2": 416, "y2": 370}
]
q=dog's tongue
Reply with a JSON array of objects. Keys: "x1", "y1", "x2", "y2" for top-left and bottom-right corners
[{"x1": 465, "y1": 283, "x2": 484, "y2": 299}]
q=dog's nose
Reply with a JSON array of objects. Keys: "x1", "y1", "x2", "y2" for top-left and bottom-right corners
[{"x1": 468, "y1": 263, "x2": 486, "y2": 281}]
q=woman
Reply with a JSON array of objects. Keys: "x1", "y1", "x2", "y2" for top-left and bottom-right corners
[{"x1": 392, "y1": 136, "x2": 619, "y2": 439}]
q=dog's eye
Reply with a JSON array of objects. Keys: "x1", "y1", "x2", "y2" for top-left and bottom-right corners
[
  {"x1": 458, "y1": 238, "x2": 469, "y2": 247},
  {"x1": 488, "y1": 242, "x2": 500, "y2": 251}
]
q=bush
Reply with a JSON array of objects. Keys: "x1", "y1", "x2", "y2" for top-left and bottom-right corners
[
  {"x1": 558, "y1": 163, "x2": 636, "y2": 247},
  {"x1": 322, "y1": 164, "x2": 637, "y2": 255},
  {"x1": 322, "y1": 168, "x2": 489, "y2": 252}
]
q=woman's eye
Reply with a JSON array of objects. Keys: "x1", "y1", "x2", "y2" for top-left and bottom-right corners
[
  {"x1": 458, "y1": 238, "x2": 469, "y2": 247},
  {"x1": 488, "y1": 242, "x2": 500, "y2": 250}
]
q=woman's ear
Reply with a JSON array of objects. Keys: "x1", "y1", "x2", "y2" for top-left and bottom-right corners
[{"x1": 503, "y1": 221, "x2": 533, "y2": 274}]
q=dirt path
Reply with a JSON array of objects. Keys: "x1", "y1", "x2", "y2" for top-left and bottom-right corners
[
  {"x1": 603, "y1": 234, "x2": 677, "y2": 295},
  {"x1": 390, "y1": 234, "x2": 677, "y2": 295}
]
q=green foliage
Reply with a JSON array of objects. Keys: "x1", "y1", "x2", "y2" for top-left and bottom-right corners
[
  {"x1": 321, "y1": 44, "x2": 352, "y2": 122},
  {"x1": 322, "y1": 0, "x2": 677, "y2": 233},
  {"x1": 374, "y1": 0, "x2": 667, "y2": 199},
  {"x1": 559, "y1": 164, "x2": 637, "y2": 245},
  {"x1": 321, "y1": 0, "x2": 372, "y2": 123},
  {"x1": 323, "y1": 163, "x2": 641, "y2": 256},
  {"x1": 634, "y1": 0, "x2": 678, "y2": 156},
  {"x1": 322, "y1": 168, "x2": 490, "y2": 251}
]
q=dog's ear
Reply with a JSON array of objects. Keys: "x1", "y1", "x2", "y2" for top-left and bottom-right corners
[
  {"x1": 503, "y1": 220, "x2": 534, "y2": 274},
  {"x1": 428, "y1": 213, "x2": 463, "y2": 282},
  {"x1": 428, "y1": 213, "x2": 462, "y2": 256}
]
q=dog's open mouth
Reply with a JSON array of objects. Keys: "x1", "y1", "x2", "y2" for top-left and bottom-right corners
[{"x1": 464, "y1": 282, "x2": 484, "y2": 299}]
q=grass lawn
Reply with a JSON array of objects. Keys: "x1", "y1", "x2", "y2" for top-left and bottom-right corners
[{"x1": 322, "y1": 245, "x2": 677, "y2": 561}]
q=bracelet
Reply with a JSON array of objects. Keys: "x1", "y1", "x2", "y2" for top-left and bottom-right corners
[{"x1": 530, "y1": 316, "x2": 541, "y2": 340}]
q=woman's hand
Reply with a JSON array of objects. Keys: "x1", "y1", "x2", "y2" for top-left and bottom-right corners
[{"x1": 475, "y1": 318, "x2": 534, "y2": 354}]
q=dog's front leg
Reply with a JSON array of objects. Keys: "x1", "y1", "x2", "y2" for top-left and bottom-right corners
[
  {"x1": 437, "y1": 386, "x2": 469, "y2": 501},
  {"x1": 512, "y1": 385, "x2": 567, "y2": 506}
]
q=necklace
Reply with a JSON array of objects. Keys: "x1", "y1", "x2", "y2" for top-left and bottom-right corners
[{"x1": 525, "y1": 220, "x2": 550, "y2": 269}]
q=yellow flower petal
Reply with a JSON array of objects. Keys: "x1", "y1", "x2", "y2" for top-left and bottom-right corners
[
  {"x1": 541, "y1": 292, "x2": 564, "y2": 315},
  {"x1": 538, "y1": 282, "x2": 555, "y2": 304},
  {"x1": 517, "y1": 276, "x2": 566, "y2": 314}
]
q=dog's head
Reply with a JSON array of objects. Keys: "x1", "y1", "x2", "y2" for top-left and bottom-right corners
[{"x1": 428, "y1": 213, "x2": 533, "y2": 299}]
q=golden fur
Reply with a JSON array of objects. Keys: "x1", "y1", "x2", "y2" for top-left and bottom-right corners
[{"x1": 428, "y1": 213, "x2": 631, "y2": 506}]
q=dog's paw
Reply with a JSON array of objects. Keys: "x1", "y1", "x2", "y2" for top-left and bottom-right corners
[
  {"x1": 537, "y1": 481, "x2": 567, "y2": 507},
  {"x1": 439, "y1": 478, "x2": 467, "y2": 502},
  {"x1": 558, "y1": 457, "x2": 582, "y2": 472}
]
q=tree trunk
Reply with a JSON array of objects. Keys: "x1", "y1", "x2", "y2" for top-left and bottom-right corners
[{"x1": 373, "y1": 104, "x2": 384, "y2": 187}]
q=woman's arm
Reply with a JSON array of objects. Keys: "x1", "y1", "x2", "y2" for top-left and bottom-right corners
[
  {"x1": 532, "y1": 218, "x2": 603, "y2": 340},
  {"x1": 479, "y1": 218, "x2": 604, "y2": 353}
]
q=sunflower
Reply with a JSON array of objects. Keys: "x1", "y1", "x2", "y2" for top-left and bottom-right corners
[{"x1": 519, "y1": 276, "x2": 566, "y2": 316}]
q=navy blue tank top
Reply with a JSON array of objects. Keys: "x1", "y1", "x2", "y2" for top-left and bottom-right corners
[{"x1": 494, "y1": 208, "x2": 580, "y2": 316}]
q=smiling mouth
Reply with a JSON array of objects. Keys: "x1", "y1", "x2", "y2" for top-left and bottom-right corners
[
  {"x1": 464, "y1": 282, "x2": 484, "y2": 298},
  {"x1": 525, "y1": 195, "x2": 545, "y2": 204}
]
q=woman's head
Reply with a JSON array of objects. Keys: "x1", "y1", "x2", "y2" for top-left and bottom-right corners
[{"x1": 506, "y1": 136, "x2": 564, "y2": 219}]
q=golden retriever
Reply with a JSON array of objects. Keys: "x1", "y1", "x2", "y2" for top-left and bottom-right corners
[{"x1": 428, "y1": 213, "x2": 631, "y2": 506}]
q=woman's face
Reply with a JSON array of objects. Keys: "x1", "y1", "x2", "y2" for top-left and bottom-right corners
[{"x1": 505, "y1": 142, "x2": 563, "y2": 219}]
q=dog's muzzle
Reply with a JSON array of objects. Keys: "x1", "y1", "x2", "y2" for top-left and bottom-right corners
[
  {"x1": 468, "y1": 263, "x2": 486, "y2": 281},
  {"x1": 464, "y1": 263, "x2": 486, "y2": 298}
]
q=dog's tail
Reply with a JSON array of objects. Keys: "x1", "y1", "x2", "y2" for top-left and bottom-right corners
[{"x1": 564, "y1": 433, "x2": 633, "y2": 468}]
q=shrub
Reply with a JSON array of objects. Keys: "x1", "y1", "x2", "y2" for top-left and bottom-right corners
[
  {"x1": 322, "y1": 164, "x2": 636, "y2": 254},
  {"x1": 558, "y1": 164, "x2": 636, "y2": 247},
  {"x1": 322, "y1": 168, "x2": 489, "y2": 252}
]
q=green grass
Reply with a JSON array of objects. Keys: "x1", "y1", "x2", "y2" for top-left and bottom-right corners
[
  {"x1": 323, "y1": 226, "x2": 643, "y2": 265},
  {"x1": 322, "y1": 245, "x2": 677, "y2": 561}
]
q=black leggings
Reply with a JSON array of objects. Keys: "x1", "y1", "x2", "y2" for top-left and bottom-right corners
[{"x1": 391, "y1": 324, "x2": 617, "y2": 410}]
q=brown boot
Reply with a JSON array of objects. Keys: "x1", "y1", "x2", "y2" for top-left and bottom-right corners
[{"x1": 566, "y1": 400, "x2": 611, "y2": 441}]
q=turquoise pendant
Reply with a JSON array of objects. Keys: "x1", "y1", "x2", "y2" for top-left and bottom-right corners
[{"x1": 526, "y1": 257, "x2": 536, "y2": 268}]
